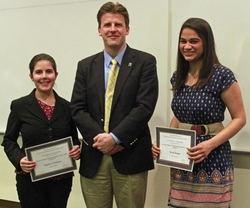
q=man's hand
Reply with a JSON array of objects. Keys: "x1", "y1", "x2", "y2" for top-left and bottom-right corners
[
  {"x1": 107, "y1": 144, "x2": 124, "y2": 155},
  {"x1": 92, "y1": 133, "x2": 116, "y2": 153}
]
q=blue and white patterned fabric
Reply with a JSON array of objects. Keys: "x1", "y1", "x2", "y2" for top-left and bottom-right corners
[{"x1": 168, "y1": 65, "x2": 236, "y2": 208}]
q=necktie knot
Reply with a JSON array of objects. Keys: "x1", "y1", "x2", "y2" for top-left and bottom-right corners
[{"x1": 111, "y1": 59, "x2": 117, "y2": 65}]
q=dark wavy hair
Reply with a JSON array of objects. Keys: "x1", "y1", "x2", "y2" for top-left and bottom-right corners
[{"x1": 173, "y1": 18, "x2": 220, "y2": 90}]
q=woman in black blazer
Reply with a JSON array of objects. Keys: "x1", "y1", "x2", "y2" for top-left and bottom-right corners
[{"x1": 2, "y1": 53, "x2": 81, "y2": 208}]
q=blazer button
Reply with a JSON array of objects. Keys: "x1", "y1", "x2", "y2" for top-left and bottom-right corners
[{"x1": 101, "y1": 119, "x2": 104, "y2": 122}]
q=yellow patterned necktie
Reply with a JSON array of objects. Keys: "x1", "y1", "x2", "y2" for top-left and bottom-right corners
[{"x1": 104, "y1": 59, "x2": 119, "y2": 133}]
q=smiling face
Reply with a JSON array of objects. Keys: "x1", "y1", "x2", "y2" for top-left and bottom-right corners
[
  {"x1": 179, "y1": 28, "x2": 204, "y2": 64},
  {"x1": 98, "y1": 12, "x2": 130, "y2": 56},
  {"x1": 29, "y1": 60, "x2": 58, "y2": 94}
]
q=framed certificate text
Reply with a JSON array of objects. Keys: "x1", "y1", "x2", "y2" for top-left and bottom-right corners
[
  {"x1": 156, "y1": 127, "x2": 196, "y2": 172},
  {"x1": 25, "y1": 136, "x2": 77, "y2": 182}
]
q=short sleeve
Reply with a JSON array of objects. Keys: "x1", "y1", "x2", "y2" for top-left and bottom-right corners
[
  {"x1": 214, "y1": 65, "x2": 237, "y2": 92},
  {"x1": 170, "y1": 71, "x2": 177, "y2": 87}
]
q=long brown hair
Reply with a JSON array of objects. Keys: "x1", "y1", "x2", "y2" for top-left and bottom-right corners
[{"x1": 173, "y1": 18, "x2": 220, "y2": 90}]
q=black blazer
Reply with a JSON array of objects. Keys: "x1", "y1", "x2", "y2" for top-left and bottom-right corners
[
  {"x1": 2, "y1": 89, "x2": 80, "y2": 171},
  {"x1": 70, "y1": 46, "x2": 158, "y2": 177}
]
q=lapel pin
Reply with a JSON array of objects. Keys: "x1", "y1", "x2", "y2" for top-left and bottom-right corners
[{"x1": 128, "y1": 62, "x2": 132, "y2": 67}]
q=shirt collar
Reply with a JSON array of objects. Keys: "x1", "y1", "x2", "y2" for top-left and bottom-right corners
[{"x1": 104, "y1": 44, "x2": 127, "y2": 68}]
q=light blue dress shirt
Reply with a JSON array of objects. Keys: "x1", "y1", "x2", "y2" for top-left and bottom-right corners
[{"x1": 103, "y1": 45, "x2": 127, "y2": 144}]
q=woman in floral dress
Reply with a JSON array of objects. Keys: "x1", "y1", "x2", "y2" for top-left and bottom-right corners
[{"x1": 152, "y1": 18, "x2": 246, "y2": 208}]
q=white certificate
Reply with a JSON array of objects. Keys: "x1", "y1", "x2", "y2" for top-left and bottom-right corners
[
  {"x1": 25, "y1": 136, "x2": 77, "y2": 182},
  {"x1": 156, "y1": 127, "x2": 196, "y2": 171}
]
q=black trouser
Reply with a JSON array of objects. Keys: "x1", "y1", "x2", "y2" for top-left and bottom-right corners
[{"x1": 16, "y1": 174, "x2": 72, "y2": 208}]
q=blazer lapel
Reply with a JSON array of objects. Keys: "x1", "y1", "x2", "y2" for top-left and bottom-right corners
[
  {"x1": 112, "y1": 47, "x2": 135, "y2": 108},
  {"x1": 49, "y1": 92, "x2": 65, "y2": 123},
  {"x1": 27, "y1": 90, "x2": 64, "y2": 124},
  {"x1": 93, "y1": 53, "x2": 105, "y2": 113},
  {"x1": 27, "y1": 91, "x2": 50, "y2": 124}
]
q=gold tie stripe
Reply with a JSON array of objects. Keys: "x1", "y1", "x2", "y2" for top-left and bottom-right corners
[{"x1": 104, "y1": 59, "x2": 119, "y2": 133}]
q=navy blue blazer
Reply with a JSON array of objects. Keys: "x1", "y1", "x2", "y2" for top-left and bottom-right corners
[
  {"x1": 2, "y1": 89, "x2": 80, "y2": 171},
  {"x1": 70, "y1": 45, "x2": 158, "y2": 177}
]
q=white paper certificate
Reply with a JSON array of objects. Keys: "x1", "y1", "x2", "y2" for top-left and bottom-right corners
[
  {"x1": 25, "y1": 136, "x2": 77, "y2": 182},
  {"x1": 156, "y1": 127, "x2": 196, "y2": 171}
]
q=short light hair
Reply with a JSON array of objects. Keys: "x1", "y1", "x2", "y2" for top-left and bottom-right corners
[{"x1": 97, "y1": 2, "x2": 129, "y2": 28}]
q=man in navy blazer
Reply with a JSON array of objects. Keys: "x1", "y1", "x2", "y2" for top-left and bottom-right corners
[{"x1": 70, "y1": 2, "x2": 158, "y2": 208}]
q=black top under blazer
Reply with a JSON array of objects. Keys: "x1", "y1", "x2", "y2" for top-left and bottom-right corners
[
  {"x1": 70, "y1": 45, "x2": 158, "y2": 178},
  {"x1": 2, "y1": 89, "x2": 80, "y2": 171}
]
